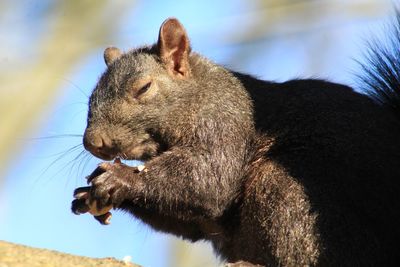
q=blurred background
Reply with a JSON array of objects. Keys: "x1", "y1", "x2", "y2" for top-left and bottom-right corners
[{"x1": 0, "y1": 0, "x2": 394, "y2": 266}]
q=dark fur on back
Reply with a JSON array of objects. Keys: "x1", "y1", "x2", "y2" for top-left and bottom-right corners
[{"x1": 72, "y1": 16, "x2": 400, "y2": 267}]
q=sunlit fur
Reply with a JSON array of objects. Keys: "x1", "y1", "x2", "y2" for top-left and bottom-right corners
[{"x1": 77, "y1": 17, "x2": 400, "y2": 266}]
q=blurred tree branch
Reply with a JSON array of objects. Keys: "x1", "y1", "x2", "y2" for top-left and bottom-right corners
[
  {"x1": 0, "y1": 1, "x2": 134, "y2": 180},
  {"x1": 221, "y1": 0, "x2": 389, "y2": 81},
  {"x1": 227, "y1": 0, "x2": 389, "y2": 44}
]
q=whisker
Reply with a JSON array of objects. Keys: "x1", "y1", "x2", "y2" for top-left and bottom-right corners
[
  {"x1": 64, "y1": 150, "x2": 92, "y2": 189},
  {"x1": 50, "y1": 149, "x2": 90, "y2": 183},
  {"x1": 68, "y1": 150, "x2": 87, "y2": 177},
  {"x1": 59, "y1": 77, "x2": 90, "y2": 99},
  {"x1": 31, "y1": 143, "x2": 84, "y2": 191},
  {"x1": 76, "y1": 151, "x2": 94, "y2": 177},
  {"x1": 82, "y1": 153, "x2": 94, "y2": 173},
  {"x1": 25, "y1": 134, "x2": 83, "y2": 141},
  {"x1": 38, "y1": 144, "x2": 83, "y2": 175}
]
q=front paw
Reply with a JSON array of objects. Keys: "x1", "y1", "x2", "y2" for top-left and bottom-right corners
[
  {"x1": 87, "y1": 162, "x2": 141, "y2": 210},
  {"x1": 71, "y1": 186, "x2": 91, "y2": 215},
  {"x1": 71, "y1": 186, "x2": 113, "y2": 225}
]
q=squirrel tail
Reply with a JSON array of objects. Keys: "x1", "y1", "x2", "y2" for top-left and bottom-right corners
[{"x1": 359, "y1": 10, "x2": 400, "y2": 120}]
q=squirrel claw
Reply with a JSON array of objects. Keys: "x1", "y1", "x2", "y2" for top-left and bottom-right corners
[
  {"x1": 94, "y1": 212, "x2": 112, "y2": 225},
  {"x1": 71, "y1": 198, "x2": 90, "y2": 215}
]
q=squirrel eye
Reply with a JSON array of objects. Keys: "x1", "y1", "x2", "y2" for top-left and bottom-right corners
[{"x1": 135, "y1": 82, "x2": 151, "y2": 97}]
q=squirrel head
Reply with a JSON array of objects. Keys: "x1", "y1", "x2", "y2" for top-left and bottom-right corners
[{"x1": 83, "y1": 18, "x2": 193, "y2": 161}]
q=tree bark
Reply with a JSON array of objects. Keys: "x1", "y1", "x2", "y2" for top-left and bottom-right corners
[{"x1": 0, "y1": 240, "x2": 141, "y2": 267}]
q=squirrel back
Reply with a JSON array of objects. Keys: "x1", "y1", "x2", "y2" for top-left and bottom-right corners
[{"x1": 75, "y1": 15, "x2": 400, "y2": 267}]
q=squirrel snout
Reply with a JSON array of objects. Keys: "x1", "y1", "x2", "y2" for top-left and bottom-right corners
[{"x1": 83, "y1": 130, "x2": 116, "y2": 160}]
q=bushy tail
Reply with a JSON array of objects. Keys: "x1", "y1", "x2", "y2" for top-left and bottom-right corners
[{"x1": 359, "y1": 10, "x2": 400, "y2": 120}]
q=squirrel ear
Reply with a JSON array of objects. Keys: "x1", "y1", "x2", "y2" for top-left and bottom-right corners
[
  {"x1": 104, "y1": 47, "x2": 122, "y2": 67},
  {"x1": 157, "y1": 18, "x2": 191, "y2": 78}
]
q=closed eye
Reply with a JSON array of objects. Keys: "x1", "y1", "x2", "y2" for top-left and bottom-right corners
[{"x1": 136, "y1": 82, "x2": 151, "y2": 98}]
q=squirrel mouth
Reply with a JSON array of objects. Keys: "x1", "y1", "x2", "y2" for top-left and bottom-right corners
[
  {"x1": 90, "y1": 132, "x2": 166, "y2": 162},
  {"x1": 122, "y1": 133, "x2": 167, "y2": 162},
  {"x1": 109, "y1": 140, "x2": 163, "y2": 162},
  {"x1": 87, "y1": 143, "x2": 160, "y2": 162}
]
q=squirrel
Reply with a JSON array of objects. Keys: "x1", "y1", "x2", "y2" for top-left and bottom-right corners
[{"x1": 71, "y1": 14, "x2": 400, "y2": 267}]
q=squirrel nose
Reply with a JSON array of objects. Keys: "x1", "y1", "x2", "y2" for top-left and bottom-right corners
[{"x1": 83, "y1": 130, "x2": 115, "y2": 160}]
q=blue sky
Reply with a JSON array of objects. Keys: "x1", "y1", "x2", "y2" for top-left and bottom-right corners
[{"x1": 0, "y1": 1, "x2": 392, "y2": 266}]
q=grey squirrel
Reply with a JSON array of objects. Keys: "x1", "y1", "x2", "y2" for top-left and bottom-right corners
[{"x1": 71, "y1": 14, "x2": 400, "y2": 267}]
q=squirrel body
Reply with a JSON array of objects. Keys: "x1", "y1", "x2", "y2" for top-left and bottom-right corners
[{"x1": 72, "y1": 17, "x2": 400, "y2": 266}]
